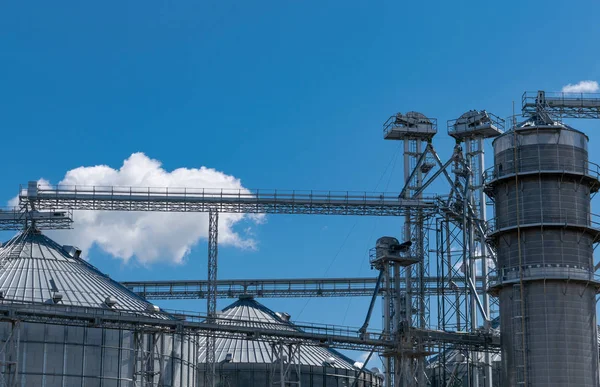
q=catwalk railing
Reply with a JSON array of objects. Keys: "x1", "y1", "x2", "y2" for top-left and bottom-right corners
[
  {"x1": 0, "y1": 301, "x2": 499, "y2": 352},
  {"x1": 488, "y1": 265, "x2": 600, "y2": 288},
  {"x1": 19, "y1": 184, "x2": 438, "y2": 216},
  {"x1": 485, "y1": 211, "x2": 600, "y2": 239},
  {"x1": 522, "y1": 91, "x2": 600, "y2": 119},
  {"x1": 482, "y1": 157, "x2": 600, "y2": 187},
  {"x1": 121, "y1": 276, "x2": 492, "y2": 300}
]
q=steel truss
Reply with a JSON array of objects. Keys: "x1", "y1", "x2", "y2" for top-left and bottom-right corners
[
  {"x1": 18, "y1": 182, "x2": 438, "y2": 387},
  {"x1": 383, "y1": 120, "x2": 462, "y2": 386},
  {"x1": 205, "y1": 210, "x2": 218, "y2": 387},
  {"x1": 133, "y1": 330, "x2": 165, "y2": 386},
  {"x1": 19, "y1": 184, "x2": 436, "y2": 216},
  {"x1": 522, "y1": 90, "x2": 600, "y2": 119},
  {"x1": 18, "y1": 113, "x2": 504, "y2": 386},
  {"x1": 121, "y1": 276, "x2": 490, "y2": 300},
  {"x1": 0, "y1": 302, "x2": 499, "y2": 352},
  {"x1": 396, "y1": 139, "x2": 454, "y2": 387},
  {"x1": 387, "y1": 113, "x2": 502, "y2": 387},
  {"x1": 0, "y1": 208, "x2": 72, "y2": 230},
  {"x1": 270, "y1": 341, "x2": 302, "y2": 387}
]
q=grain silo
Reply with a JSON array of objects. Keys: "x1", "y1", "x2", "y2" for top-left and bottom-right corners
[
  {"x1": 486, "y1": 117, "x2": 600, "y2": 386},
  {"x1": 0, "y1": 227, "x2": 199, "y2": 386},
  {"x1": 197, "y1": 295, "x2": 384, "y2": 387}
]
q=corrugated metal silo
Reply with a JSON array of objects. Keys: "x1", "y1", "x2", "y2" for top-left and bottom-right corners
[
  {"x1": 197, "y1": 295, "x2": 384, "y2": 387},
  {"x1": 487, "y1": 122, "x2": 600, "y2": 386},
  {"x1": 0, "y1": 228, "x2": 199, "y2": 387}
]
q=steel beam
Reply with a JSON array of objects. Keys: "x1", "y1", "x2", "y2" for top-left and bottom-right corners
[
  {"x1": 0, "y1": 302, "x2": 500, "y2": 352},
  {"x1": 0, "y1": 209, "x2": 72, "y2": 230},
  {"x1": 205, "y1": 210, "x2": 218, "y2": 387},
  {"x1": 121, "y1": 276, "x2": 491, "y2": 300},
  {"x1": 19, "y1": 184, "x2": 437, "y2": 216}
]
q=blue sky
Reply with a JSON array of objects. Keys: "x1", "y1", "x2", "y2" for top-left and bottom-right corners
[{"x1": 1, "y1": 0, "x2": 600, "y2": 365}]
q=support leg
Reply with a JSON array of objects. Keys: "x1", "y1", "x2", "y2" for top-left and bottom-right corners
[
  {"x1": 0, "y1": 321, "x2": 20, "y2": 387},
  {"x1": 205, "y1": 210, "x2": 219, "y2": 387}
]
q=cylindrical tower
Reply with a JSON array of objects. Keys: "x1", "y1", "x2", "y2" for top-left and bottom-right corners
[{"x1": 486, "y1": 122, "x2": 600, "y2": 386}]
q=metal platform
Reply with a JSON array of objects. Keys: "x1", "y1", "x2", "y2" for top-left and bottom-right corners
[
  {"x1": 383, "y1": 112, "x2": 437, "y2": 140},
  {"x1": 448, "y1": 110, "x2": 504, "y2": 140},
  {"x1": 522, "y1": 90, "x2": 600, "y2": 119},
  {"x1": 369, "y1": 248, "x2": 420, "y2": 268}
]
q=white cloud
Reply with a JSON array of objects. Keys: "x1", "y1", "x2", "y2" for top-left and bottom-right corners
[
  {"x1": 561, "y1": 80, "x2": 599, "y2": 93},
  {"x1": 16, "y1": 153, "x2": 264, "y2": 265}
]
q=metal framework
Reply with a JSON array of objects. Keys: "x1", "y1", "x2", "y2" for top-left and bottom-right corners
[
  {"x1": 133, "y1": 330, "x2": 165, "y2": 386},
  {"x1": 270, "y1": 341, "x2": 302, "y2": 387},
  {"x1": 443, "y1": 111, "x2": 504, "y2": 387},
  {"x1": 0, "y1": 301, "x2": 499, "y2": 352},
  {"x1": 377, "y1": 109, "x2": 505, "y2": 387},
  {"x1": 384, "y1": 111, "x2": 438, "y2": 386},
  {"x1": 121, "y1": 276, "x2": 490, "y2": 300},
  {"x1": 18, "y1": 183, "x2": 441, "y2": 387},
  {"x1": 18, "y1": 184, "x2": 436, "y2": 216},
  {"x1": 7, "y1": 89, "x2": 596, "y2": 386},
  {"x1": 205, "y1": 210, "x2": 218, "y2": 387},
  {"x1": 11, "y1": 103, "x2": 528, "y2": 387},
  {"x1": 12, "y1": 134, "x2": 501, "y2": 387},
  {"x1": 0, "y1": 208, "x2": 72, "y2": 230},
  {"x1": 522, "y1": 90, "x2": 600, "y2": 119}
]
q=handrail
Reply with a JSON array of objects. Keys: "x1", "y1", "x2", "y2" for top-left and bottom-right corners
[
  {"x1": 488, "y1": 265, "x2": 600, "y2": 287},
  {"x1": 383, "y1": 115, "x2": 438, "y2": 137},
  {"x1": 485, "y1": 210, "x2": 600, "y2": 235},
  {"x1": 447, "y1": 111, "x2": 506, "y2": 134},
  {"x1": 483, "y1": 157, "x2": 600, "y2": 186},
  {"x1": 0, "y1": 298, "x2": 387, "y2": 342},
  {"x1": 20, "y1": 184, "x2": 439, "y2": 203}
]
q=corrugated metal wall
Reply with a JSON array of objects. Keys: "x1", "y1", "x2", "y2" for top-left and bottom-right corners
[
  {"x1": 490, "y1": 126, "x2": 600, "y2": 386},
  {"x1": 0, "y1": 321, "x2": 198, "y2": 387}
]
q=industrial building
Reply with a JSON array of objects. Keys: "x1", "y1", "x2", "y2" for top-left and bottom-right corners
[{"x1": 0, "y1": 90, "x2": 599, "y2": 387}]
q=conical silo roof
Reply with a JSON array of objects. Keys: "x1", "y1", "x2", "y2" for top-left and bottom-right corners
[
  {"x1": 197, "y1": 295, "x2": 363, "y2": 370},
  {"x1": 0, "y1": 227, "x2": 159, "y2": 313}
]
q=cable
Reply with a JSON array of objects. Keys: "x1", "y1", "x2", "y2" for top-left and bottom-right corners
[
  {"x1": 341, "y1": 144, "x2": 402, "y2": 324},
  {"x1": 297, "y1": 222, "x2": 358, "y2": 319},
  {"x1": 299, "y1": 143, "x2": 402, "y2": 320}
]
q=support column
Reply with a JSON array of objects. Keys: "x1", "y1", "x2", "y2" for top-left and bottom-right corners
[
  {"x1": 477, "y1": 137, "x2": 492, "y2": 387},
  {"x1": 383, "y1": 263, "x2": 393, "y2": 387},
  {"x1": 205, "y1": 210, "x2": 219, "y2": 387},
  {"x1": 270, "y1": 341, "x2": 301, "y2": 387},
  {"x1": 0, "y1": 321, "x2": 20, "y2": 387},
  {"x1": 464, "y1": 140, "x2": 479, "y2": 387}
]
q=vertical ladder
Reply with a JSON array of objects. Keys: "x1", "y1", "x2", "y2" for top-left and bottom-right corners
[{"x1": 512, "y1": 284, "x2": 527, "y2": 386}]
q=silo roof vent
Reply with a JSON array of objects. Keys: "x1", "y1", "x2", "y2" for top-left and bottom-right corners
[
  {"x1": 146, "y1": 304, "x2": 160, "y2": 313},
  {"x1": 105, "y1": 296, "x2": 118, "y2": 308},
  {"x1": 52, "y1": 293, "x2": 63, "y2": 304},
  {"x1": 276, "y1": 312, "x2": 291, "y2": 322},
  {"x1": 63, "y1": 245, "x2": 82, "y2": 259}
]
